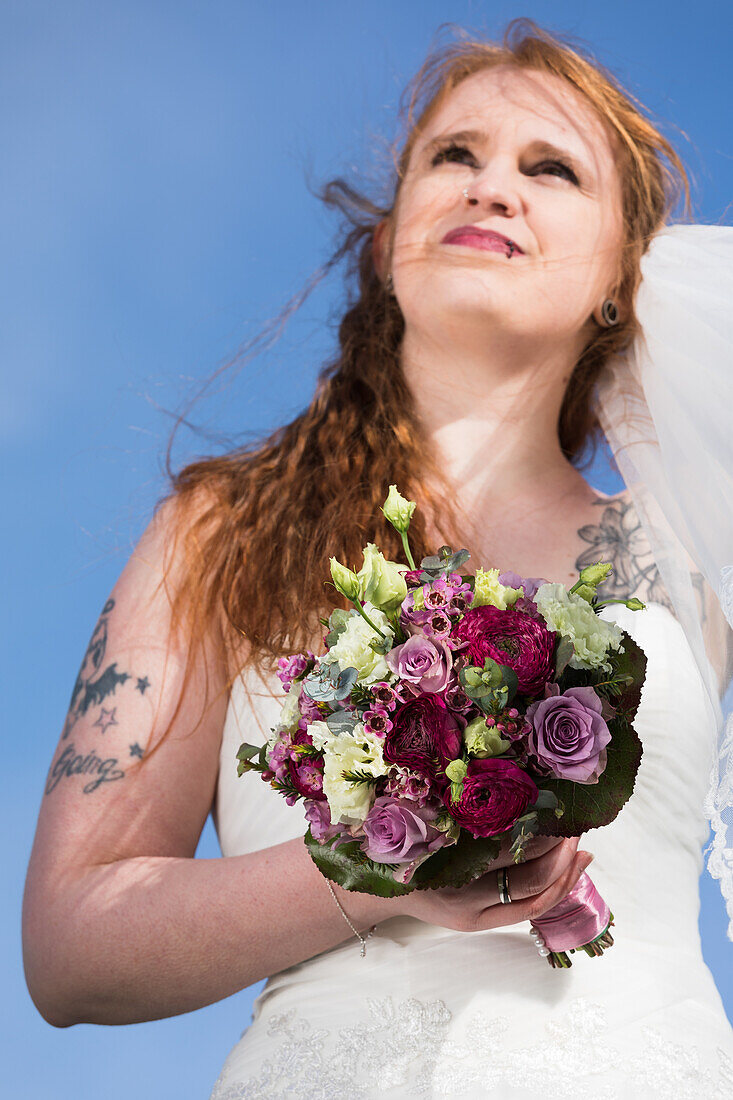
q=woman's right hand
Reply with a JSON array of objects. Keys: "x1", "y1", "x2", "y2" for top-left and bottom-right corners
[{"x1": 395, "y1": 835, "x2": 593, "y2": 932}]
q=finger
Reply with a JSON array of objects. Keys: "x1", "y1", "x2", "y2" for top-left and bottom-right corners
[
  {"x1": 477, "y1": 850, "x2": 590, "y2": 932},
  {"x1": 474, "y1": 835, "x2": 580, "y2": 907}
]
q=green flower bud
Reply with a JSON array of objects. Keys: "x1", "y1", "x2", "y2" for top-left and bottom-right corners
[
  {"x1": 579, "y1": 561, "x2": 613, "y2": 587},
  {"x1": 626, "y1": 597, "x2": 646, "y2": 611},
  {"x1": 573, "y1": 583, "x2": 597, "y2": 604},
  {"x1": 329, "y1": 557, "x2": 361, "y2": 602},
  {"x1": 382, "y1": 484, "x2": 417, "y2": 535},
  {"x1": 445, "y1": 758, "x2": 468, "y2": 783}
]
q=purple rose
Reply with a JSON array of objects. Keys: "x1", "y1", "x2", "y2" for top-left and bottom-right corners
[
  {"x1": 304, "y1": 799, "x2": 350, "y2": 844},
  {"x1": 498, "y1": 572, "x2": 549, "y2": 601},
  {"x1": 385, "y1": 633, "x2": 453, "y2": 693},
  {"x1": 362, "y1": 795, "x2": 447, "y2": 863},
  {"x1": 525, "y1": 683, "x2": 612, "y2": 783}
]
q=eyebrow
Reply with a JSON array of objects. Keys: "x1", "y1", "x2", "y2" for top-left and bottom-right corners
[{"x1": 421, "y1": 129, "x2": 591, "y2": 175}]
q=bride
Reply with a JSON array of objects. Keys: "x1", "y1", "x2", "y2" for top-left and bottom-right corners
[{"x1": 22, "y1": 17, "x2": 733, "y2": 1098}]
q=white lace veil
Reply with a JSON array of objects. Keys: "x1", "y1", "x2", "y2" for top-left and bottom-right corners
[{"x1": 593, "y1": 223, "x2": 733, "y2": 943}]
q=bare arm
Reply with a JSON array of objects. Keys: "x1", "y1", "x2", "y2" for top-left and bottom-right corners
[{"x1": 26, "y1": 836, "x2": 396, "y2": 1028}]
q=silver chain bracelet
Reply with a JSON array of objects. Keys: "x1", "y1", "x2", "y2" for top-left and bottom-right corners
[{"x1": 326, "y1": 879, "x2": 377, "y2": 957}]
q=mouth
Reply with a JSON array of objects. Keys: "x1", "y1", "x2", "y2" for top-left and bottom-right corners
[{"x1": 441, "y1": 226, "x2": 523, "y2": 257}]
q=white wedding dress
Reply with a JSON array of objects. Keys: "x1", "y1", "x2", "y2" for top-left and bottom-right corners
[{"x1": 208, "y1": 601, "x2": 733, "y2": 1099}]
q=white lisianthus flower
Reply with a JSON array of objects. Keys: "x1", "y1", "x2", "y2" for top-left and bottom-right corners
[
  {"x1": 305, "y1": 719, "x2": 332, "y2": 752},
  {"x1": 326, "y1": 602, "x2": 394, "y2": 684},
  {"x1": 356, "y1": 542, "x2": 409, "y2": 614},
  {"x1": 534, "y1": 582, "x2": 624, "y2": 672},
  {"x1": 267, "y1": 679, "x2": 302, "y2": 752},
  {"x1": 463, "y1": 714, "x2": 511, "y2": 757},
  {"x1": 471, "y1": 567, "x2": 524, "y2": 610},
  {"x1": 322, "y1": 721, "x2": 388, "y2": 826}
]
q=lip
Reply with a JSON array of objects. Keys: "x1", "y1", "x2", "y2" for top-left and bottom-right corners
[{"x1": 441, "y1": 225, "x2": 524, "y2": 255}]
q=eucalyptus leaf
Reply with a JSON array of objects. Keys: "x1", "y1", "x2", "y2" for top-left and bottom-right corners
[
  {"x1": 323, "y1": 607, "x2": 352, "y2": 649},
  {"x1": 302, "y1": 662, "x2": 358, "y2": 703},
  {"x1": 325, "y1": 709, "x2": 358, "y2": 736},
  {"x1": 529, "y1": 788, "x2": 559, "y2": 812},
  {"x1": 554, "y1": 635, "x2": 575, "y2": 678},
  {"x1": 418, "y1": 545, "x2": 471, "y2": 581}
]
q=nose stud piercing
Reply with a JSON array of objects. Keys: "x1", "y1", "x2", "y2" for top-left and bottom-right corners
[{"x1": 463, "y1": 187, "x2": 514, "y2": 257}]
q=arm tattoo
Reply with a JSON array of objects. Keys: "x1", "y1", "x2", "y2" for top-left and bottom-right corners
[
  {"x1": 62, "y1": 598, "x2": 153, "y2": 740},
  {"x1": 45, "y1": 746, "x2": 126, "y2": 794},
  {"x1": 47, "y1": 598, "x2": 153, "y2": 795}
]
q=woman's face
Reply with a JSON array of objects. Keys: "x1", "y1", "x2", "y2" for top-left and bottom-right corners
[{"x1": 385, "y1": 65, "x2": 625, "y2": 353}]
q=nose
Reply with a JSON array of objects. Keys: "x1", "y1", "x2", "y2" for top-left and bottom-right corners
[{"x1": 463, "y1": 159, "x2": 521, "y2": 218}]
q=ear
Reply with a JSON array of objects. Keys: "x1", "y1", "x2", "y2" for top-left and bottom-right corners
[
  {"x1": 592, "y1": 292, "x2": 626, "y2": 328},
  {"x1": 372, "y1": 219, "x2": 390, "y2": 282}
]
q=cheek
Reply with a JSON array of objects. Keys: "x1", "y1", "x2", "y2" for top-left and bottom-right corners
[{"x1": 540, "y1": 219, "x2": 617, "y2": 309}]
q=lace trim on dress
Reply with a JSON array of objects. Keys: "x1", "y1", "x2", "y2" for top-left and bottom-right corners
[{"x1": 208, "y1": 994, "x2": 733, "y2": 1100}]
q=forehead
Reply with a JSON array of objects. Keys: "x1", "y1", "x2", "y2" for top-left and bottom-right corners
[{"x1": 418, "y1": 65, "x2": 619, "y2": 175}]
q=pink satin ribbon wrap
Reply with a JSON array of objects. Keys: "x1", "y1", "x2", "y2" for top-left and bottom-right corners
[{"x1": 529, "y1": 872, "x2": 610, "y2": 952}]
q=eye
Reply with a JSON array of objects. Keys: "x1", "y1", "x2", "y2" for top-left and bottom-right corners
[
  {"x1": 532, "y1": 159, "x2": 580, "y2": 185},
  {"x1": 430, "y1": 143, "x2": 580, "y2": 186},
  {"x1": 430, "y1": 142, "x2": 475, "y2": 167}
]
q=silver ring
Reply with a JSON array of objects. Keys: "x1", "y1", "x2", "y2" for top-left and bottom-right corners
[{"x1": 497, "y1": 866, "x2": 512, "y2": 904}]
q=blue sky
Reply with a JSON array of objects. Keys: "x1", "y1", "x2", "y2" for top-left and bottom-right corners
[{"x1": 4, "y1": 2, "x2": 733, "y2": 1095}]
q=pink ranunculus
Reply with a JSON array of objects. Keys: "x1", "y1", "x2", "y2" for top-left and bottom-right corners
[
  {"x1": 450, "y1": 603, "x2": 556, "y2": 697},
  {"x1": 383, "y1": 694, "x2": 463, "y2": 783},
  {"x1": 361, "y1": 795, "x2": 447, "y2": 863},
  {"x1": 385, "y1": 633, "x2": 453, "y2": 694},
  {"x1": 443, "y1": 758, "x2": 539, "y2": 838},
  {"x1": 525, "y1": 683, "x2": 612, "y2": 783}
]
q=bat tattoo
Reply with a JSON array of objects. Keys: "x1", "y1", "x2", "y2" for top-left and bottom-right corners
[{"x1": 61, "y1": 597, "x2": 154, "y2": 741}]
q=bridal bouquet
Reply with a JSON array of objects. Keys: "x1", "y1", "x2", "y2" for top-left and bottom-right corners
[{"x1": 237, "y1": 486, "x2": 648, "y2": 968}]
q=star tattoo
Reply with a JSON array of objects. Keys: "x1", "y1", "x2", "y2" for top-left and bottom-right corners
[
  {"x1": 92, "y1": 706, "x2": 119, "y2": 734},
  {"x1": 129, "y1": 743, "x2": 144, "y2": 759},
  {"x1": 136, "y1": 676, "x2": 151, "y2": 694}
]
